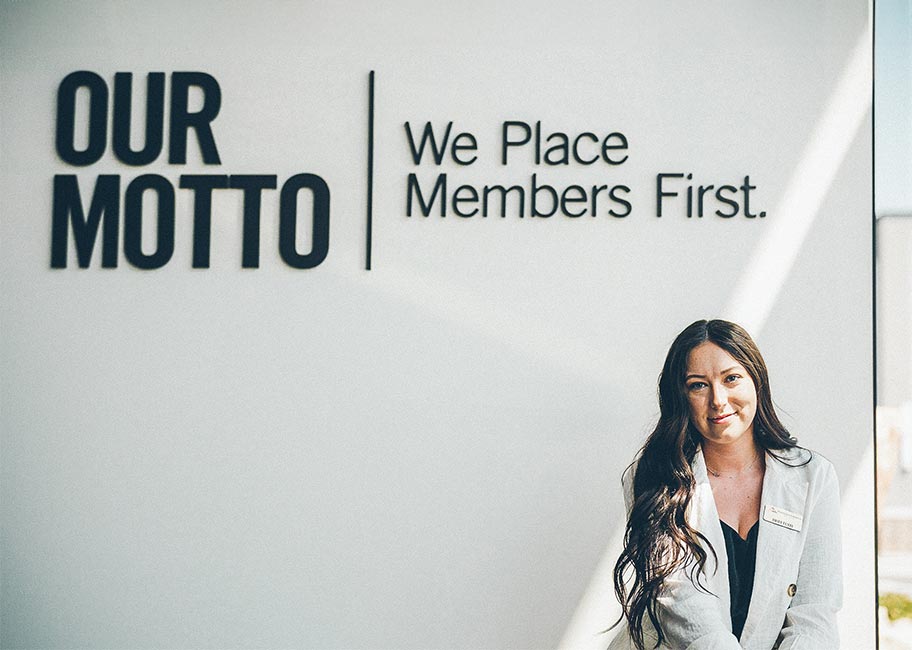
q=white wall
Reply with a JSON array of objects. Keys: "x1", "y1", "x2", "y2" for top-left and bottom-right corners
[{"x1": 0, "y1": 1, "x2": 874, "y2": 647}]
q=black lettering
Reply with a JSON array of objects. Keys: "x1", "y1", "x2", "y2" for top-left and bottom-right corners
[
  {"x1": 482, "y1": 184, "x2": 524, "y2": 218},
  {"x1": 451, "y1": 133, "x2": 478, "y2": 166},
  {"x1": 715, "y1": 185, "x2": 739, "y2": 218},
  {"x1": 501, "y1": 121, "x2": 531, "y2": 165},
  {"x1": 573, "y1": 132, "x2": 599, "y2": 165},
  {"x1": 230, "y1": 175, "x2": 277, "y2": 268},
  {"x1": 279, "y1": 173, "x2": 330, "y2": 269},
  {"x1": 179, "y1": 175, "x2": 230, "y2": 268},
  {"x1": 406, "y1": 173, "x2": 446, "y2": 216},
  {"x1": 591, "y1": 184, "x2": 608, "y2": 216},
  {"x1": 530, "y1": 173, "x2": 557, "y2": 218},
  {"x1": 697, "y1": 185, "x2": 715, "y2": 218},
  {"x1": 686, "y1": 173, "x2": 694, "y2": 218},
  {"x1": 609, "y1": 185, "x2": 631, "y2": 217},
  {"x1": 741, "y1": 175, "x2": 759, "y2": 218},
  {"x1": 168, "y1": 72, "x2": 221, "y2": 164},
  {"x1": 112, "y1": 72, "x2": 165, "y2": 165},
  {"x1": 452, "y1": 184, "x2": 479, "y2": 217},
  {"x1": 56, "y1": 71, "x2": 108, "y2": 166},
  {"x1": 543, "y1": 132, "x2": 569, "y2": 165},
  {"x1": 123, "y1": 174, "x2": 175, "y2": 270},
  {"x1": 560, "y1": 185, "x2": 587, "y2": 217},
  {"x1": 404, "y1": 121, "x2": 452, "y2": 165},
  {"x1": 51, "y1": 174, "x2": 119, "y2": 268},
  {"x1": 656, "y1": 173, "x2": 684, "y2": 217},
  {"x1": 602, "y1": 132, "x2": 628, "y2": 165}
]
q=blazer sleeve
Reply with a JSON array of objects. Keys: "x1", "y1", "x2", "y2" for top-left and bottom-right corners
[
  {"x1": 654, "y1": 576, "x2": 743, "y2": 650},
  {"x1": 619, "y1": 468, "x2": 742, "y2": 650},
  {"x1": 776, "y1": 460, "x2": 843, "y2": 650}
]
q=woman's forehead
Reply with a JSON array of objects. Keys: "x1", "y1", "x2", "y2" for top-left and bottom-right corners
[{"x1": 685, "y1": 341, "x2": 744, "y2": 373}]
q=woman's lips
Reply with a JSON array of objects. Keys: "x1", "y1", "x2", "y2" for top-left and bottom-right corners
[{"x1": 709, "y1": 412, "x2": 734, "y2": 423}]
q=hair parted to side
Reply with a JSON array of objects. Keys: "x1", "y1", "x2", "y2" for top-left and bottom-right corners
[{"x1": 611, "y1": 319, "x2": 800, "y2": 650}]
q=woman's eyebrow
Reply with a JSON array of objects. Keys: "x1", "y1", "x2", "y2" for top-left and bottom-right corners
[{"x1": 685, "y1": 366, "x2": 741, "y2": 380}]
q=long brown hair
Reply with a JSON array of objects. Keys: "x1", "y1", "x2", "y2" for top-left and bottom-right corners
[{"x1": 612, "y1": 319, "x2": 798, "y2": 649}]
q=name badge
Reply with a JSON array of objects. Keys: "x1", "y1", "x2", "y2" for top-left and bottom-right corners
[{"x1": 763, "y1": 505, "x2": 803, "y2": 532}]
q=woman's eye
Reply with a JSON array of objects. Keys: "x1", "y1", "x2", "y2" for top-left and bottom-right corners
[
  {"x1": 725, "y1": 374, "x2": 741, "y2": 383},
  {"x1": 687, "y1": 382, "x2": 707, "y2": 391}
]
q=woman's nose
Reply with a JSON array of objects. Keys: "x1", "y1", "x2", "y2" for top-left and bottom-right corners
[{"x1": 710, "y1": 384, "x2": 728, "y2": 410}]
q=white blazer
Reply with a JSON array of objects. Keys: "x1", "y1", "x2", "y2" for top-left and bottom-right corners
[{"x1": 608, "y1": 447, "x2": 842, "y2": 650}]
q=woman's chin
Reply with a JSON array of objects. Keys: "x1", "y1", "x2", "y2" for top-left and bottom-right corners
[{"x1": 699, "y1": 427, "x2": 754, "y2": 447}]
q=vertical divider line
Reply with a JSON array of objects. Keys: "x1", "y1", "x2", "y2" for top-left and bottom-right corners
[
  {"x1": 366, "y1": 70, "x2": 375, "y2": 270},
  {"x1": 870, "y1": 4, "x2": 879, "y2": 647}
]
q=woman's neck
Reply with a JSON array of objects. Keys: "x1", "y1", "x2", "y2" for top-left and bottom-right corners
[{"x1": 701, "y1": 435, "x2": 761, "y2": 475}]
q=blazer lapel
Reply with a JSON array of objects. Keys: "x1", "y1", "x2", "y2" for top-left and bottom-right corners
[
  {"x1": 739, "y1": 450, "x2": 809, "y2": 648},
  {"x1": 690, "y1": 448, "x2": 732, "y2": 619}
]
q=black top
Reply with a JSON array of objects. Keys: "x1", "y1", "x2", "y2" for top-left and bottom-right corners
[{"x1": 720, "y1": 519, "x2": 759, "y2": 639}]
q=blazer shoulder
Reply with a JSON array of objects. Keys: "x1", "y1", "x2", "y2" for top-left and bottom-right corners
[
  {"x1": 621, "y1": 458, "x2": 638, "y2": 487},
  {"x1": 769, "y1": 446, "x2": 839, "y2": 491},
  {"x1": 770, "y1": 446, "x2": 832, "y2": 468}
]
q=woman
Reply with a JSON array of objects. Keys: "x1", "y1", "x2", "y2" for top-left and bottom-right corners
[{"x1": 608, "y1": 320, "x2": 841, "y2": 650}]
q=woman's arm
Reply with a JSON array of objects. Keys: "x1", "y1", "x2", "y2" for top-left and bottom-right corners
[
  {"x1": 653, "y1": 575, "x2": 743, "y2": 650},
  {"x1": 776, "y1": 460, "x2": 842, "y2": 650}
]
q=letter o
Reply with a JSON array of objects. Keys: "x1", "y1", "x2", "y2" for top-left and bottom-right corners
[
  {"x1": 56, "y1": 71, "x2": 108, "y2": 166},
  {"x1": 278, "y1": 174, "x2": 330, "y2": 269}
]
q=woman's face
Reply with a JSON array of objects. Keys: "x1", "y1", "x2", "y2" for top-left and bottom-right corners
[{"x1": 684, "y1": 341, "x2": 757, "y2": 447}]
